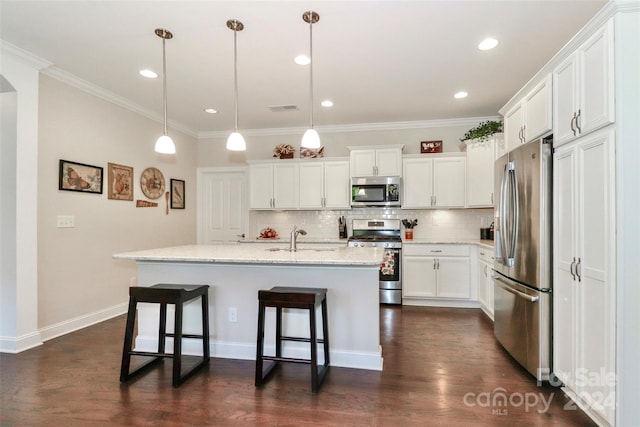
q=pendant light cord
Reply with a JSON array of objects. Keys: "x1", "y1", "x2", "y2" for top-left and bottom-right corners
[
  {"x1": 162, "y1": 35, "x2": 168, "y2": 136},
  {"x1": 308, "y1": 12, "x2": 314, "y2": 129},
  {"x1": 233, "y1": 24, "x2": 239, "y2": 132}
]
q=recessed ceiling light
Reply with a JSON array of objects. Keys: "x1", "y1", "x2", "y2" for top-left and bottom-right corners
[
  {"x1": 321, "y1": 100, "x2": 334, "y2": 107},
  {"x1": 294, "y1": 55, "x2": 310, "y2": 65},
  {"x1": 204, "y1": 108, "x2": 218, "y2": 114},
  {"x1": 478, "y1": 38, "x2": 499, "y2": 51},
  {"x1": 139, "y1": 69, "x2": 158, "y2": 78},
  {"x1": 454, "y1": 91, "x2": 468, "y2": 99}
]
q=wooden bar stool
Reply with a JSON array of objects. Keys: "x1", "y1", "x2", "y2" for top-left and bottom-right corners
[
  {"x1": 255, "y1": 286, "x2": 330, "y2": 393},
  {"x1": 120, "y1": 284, "x2": 210, "y2": 387}
]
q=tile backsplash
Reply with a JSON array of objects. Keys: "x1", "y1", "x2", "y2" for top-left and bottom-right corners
[{"x1": 250, "y1": 208, "x2": 494, "y2": 241}]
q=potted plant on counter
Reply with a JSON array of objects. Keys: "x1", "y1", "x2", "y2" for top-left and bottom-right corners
[{"x1": 402, "y1": 219, "x2": 418, "y2": 240}]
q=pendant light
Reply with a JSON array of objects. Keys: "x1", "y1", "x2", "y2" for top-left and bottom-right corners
[
  {"x1": 154, "y1": 28, "x2": 176, "y2": 154},
  {"x1": 226, "y1": 19, "x2": 246, "y2": 151},
  {"x1": 301, "y1": 11, "x2": 321, "y2": 149}
]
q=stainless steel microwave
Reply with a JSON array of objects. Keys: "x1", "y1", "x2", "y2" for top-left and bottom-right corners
[{"x1": 351, "y1": 176, "x2": 401, "y2": 207}]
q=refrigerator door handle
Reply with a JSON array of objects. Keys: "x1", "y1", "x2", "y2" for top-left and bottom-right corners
[
  {"x1": 497, "y1": 164, "x2": 509, "y2": 266},
  {"x1": 503, "y1": 162, "x2": 517, "y2": 267},
  {"x1": 508, "y1": 162, "x2": 519, "y2": 266},
  {"x1": 494, "y1": 276, "x2": 539, "y2": 302}
]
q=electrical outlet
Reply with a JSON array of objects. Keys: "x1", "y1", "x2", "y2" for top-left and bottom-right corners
[
  {"x1": 56, "y1": 215, "x2": 75, "y2": 228},
  {"x1": 228, "y1": 307, "x2": 237, "y2": 323}
]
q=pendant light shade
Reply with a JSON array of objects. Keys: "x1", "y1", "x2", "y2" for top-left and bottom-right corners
[
  {"x1": 301, "y1": 128, "x2": 320, "y2": 148},
  {"x1": 227, "y1": 131, "x2": 246, "y2": 151},
  {"x1": 301, "y1": 11, "x2": 321, "y2": 149},
  {"x1": 226, "y1": 19, "x2": 246, "y2": 152},
  {"x1": 154, "y1": 28, "x2": 176, "y2": 154}
]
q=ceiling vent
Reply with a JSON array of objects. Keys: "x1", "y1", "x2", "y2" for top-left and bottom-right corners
[{"x1": 268, "y1": 104, "x2": 299, "y2": 112}]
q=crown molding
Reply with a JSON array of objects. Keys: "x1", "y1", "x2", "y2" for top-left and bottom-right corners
[
  {"x1": 197, "y1": 116, "x2": 500, "y2": 140},
  {"x1": 1, "y1": 40, "x2": 52, "y2": 70},
  {"x1": 42, "y1": 66, "x2": 197, "y2": 138}
]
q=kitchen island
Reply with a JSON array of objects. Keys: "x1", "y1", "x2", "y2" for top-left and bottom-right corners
[{"x1": 113, "y1": 244, "x2": 384, "y2": 370}]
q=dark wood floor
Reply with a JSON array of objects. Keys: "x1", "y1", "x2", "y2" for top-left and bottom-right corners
[{"x1": 1, "y1": 306, "x2": 595, "y2": 426}]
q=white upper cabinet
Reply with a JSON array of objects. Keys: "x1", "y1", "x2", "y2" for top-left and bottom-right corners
[
  {"x1": 403, "y1": 158, "x2": 433, "y2": 207},
  {"x1": 553, "y1": 20, "x2": 614, "y2": 147},
  {"x1": 249, "y1": 162, "x2": 298, "y2": 209},
  {"x1": 323, "y1": 161, "x2": 351, "y2": 209},
  {"x1": 248, "y1": 163, "x2": 274, "y2": 209},
  {"x1": 465, "y1": 134, "x2": 503, "y2": 207},
  {"x1": 504, "y1": 75, "x2": 552, "y2": 153},
  {"x1": 505, "y1": 102, "x2": 526, "y2": 153},
  {"x1": 298, "y1": 160, "x2": 350, "y2": 210},
  {"x1": 403, "y1": 155, "x2": 465, "y2": 208},
  {"x1": 349, "y1": 145, "x2": 403, "y2": 177},
  {"x1": 433, "y1": 157, "x2": 466, "y2": 207},
  {"x1": 298, "y1": 162, "x2": 324, "y2": 209}
]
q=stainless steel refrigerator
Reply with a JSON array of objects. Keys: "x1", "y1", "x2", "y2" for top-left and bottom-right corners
[{"x1": 493, "y1": 136, "x2": 552, "y2": 382}]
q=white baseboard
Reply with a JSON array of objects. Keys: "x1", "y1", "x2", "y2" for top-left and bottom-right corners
[
  {"x1": 134, "y1": 336, "x2": 383, "y2": 371},
  {"x1": 0, "y1": 330, "x2": 43, "y2": 353},
  {"x1": 402, "y1": 299, "x2": 481, "y2": 309},
  {"x1": 39, "y1": 303, "x2": 128, "y2": 343}
]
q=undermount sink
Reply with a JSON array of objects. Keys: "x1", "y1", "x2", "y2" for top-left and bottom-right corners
[{"x1": 266, "y1": 247, "x2": 336, "y2": 252}]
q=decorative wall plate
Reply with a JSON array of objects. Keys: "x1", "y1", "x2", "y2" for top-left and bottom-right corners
[{"x1": 140, "y1": 167, "x2": 165, "y2": 199}]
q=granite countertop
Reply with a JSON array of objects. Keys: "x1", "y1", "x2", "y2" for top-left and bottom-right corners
[
  {"x1": 238, "y1": 238, "x2": 348, "y2": 245},
  {"x1": 113, "y1": 244, "x2": 383, "y2": 266}
]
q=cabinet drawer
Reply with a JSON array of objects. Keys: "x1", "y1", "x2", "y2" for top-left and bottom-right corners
[
  {"x1": 477, "y1": 247, "x2": 495, "y2": 264},
  {"x1": 403, "y1": 244, "x2": 470, "y2": 257}
]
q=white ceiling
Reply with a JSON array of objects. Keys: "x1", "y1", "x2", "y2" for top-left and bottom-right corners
[{"x1": 0, "y1": 1, "x2": 606, "y2": 137}]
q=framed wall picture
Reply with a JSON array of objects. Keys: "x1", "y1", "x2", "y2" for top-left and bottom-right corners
[
  {"x1": 420, "y1": 140, "x2": 443, "y2": 153},
  {"x1": 170, "y1": 179, "x2": 185, "y2": 209},
  {"x1": 107, "y1": 163, "x2": 134, "y2": 201},
  {"x1": 59, "y1": 159, "x2": 103, "y2": 194}
]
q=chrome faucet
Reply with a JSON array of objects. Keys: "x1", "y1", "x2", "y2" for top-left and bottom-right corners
[{"x1": 289, "y1": 226, "x2": 307, "y2": 252}]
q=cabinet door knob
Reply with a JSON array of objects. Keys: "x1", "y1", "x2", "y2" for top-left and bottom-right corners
[
  {"x1": 570, "y1": 257, "x2": 577, "y2": 280},
  {"x1": 575, "y1": 109, "x2": 582, "y2": 134},
  {"x1": 576, "y1": 257, "x2": 582, "y2": 282},
  {"x1": 570, "y1": 113, "x2": 577, "y2": 136}
]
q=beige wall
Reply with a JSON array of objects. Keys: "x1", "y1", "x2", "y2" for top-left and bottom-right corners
[
  {"x1": 37, "y1": 75, "x2": 197, "y2": 333},
  {"x1": 197, "y1": 123, "x2": 478, "y2": 167}
]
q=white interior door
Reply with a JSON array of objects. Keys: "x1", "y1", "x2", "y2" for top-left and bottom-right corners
[{"x1": 197, "y1": 168, "x2": 247, "y2": 243}]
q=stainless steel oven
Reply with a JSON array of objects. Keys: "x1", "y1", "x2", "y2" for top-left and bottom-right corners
[{"x1": 348, "y1": 219, "x2": 402, "y2": 305}]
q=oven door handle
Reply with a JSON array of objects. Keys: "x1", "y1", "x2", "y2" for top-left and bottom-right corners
[{"x1": 494, "y1": 276, "x2": 539, "y2": 303}]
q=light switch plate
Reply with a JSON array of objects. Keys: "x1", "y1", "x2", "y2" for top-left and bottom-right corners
[{"x1": 56, "y1": 215, "x2": 75, "y2": 228}]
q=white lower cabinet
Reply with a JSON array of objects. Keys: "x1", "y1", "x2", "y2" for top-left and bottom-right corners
[
  {"x1": 553, "y1": 128, "x2": 615, "y2": 426},
  {"x1": 476, "y1": 247, "x2": 494, "y2": 319},
  {"x1": 403, "y1": 244, "x2": 474, "y2": 307}
]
